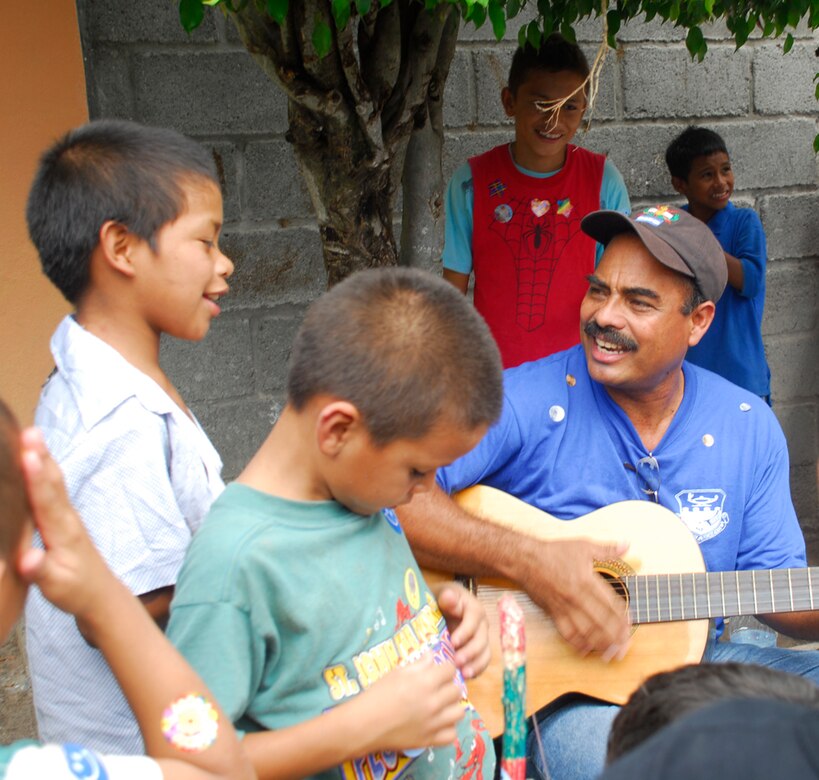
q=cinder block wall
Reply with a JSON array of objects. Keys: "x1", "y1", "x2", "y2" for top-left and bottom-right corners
[{"x1": 75, "y1": 2, "x2": 818, "y2": 550}]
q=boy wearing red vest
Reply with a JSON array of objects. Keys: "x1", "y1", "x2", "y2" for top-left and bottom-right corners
[{"x1": 442, "y1": 34, "x2": 630, "y2": 368}]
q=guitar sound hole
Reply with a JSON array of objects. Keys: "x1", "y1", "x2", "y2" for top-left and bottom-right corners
[{"x1": 600, "y1": 572, "x2": 629, "y2": 608}]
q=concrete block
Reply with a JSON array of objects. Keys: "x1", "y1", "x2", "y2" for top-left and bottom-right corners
[
  {"x1": 582, "y1": 124, "x2": 680, "y2": 200},
  {"x1": 475, "y1": 48, "x2": 513, "y2": 126},
  {"x1": 193, "y1": 396, "x2": 282, "y2": 480},
  {"x1": 755, "y1": 43, "x2": 819, "y2": 115},
  {"x1": 768, "y1": 333, "x2": 819, "y2": 404},
  {"x1": 720, "y1": 121, "x2": 817, "y2": 191},
  {"x1": 160, "y1": 314, "x2": 254, "y2": 403},
  {"x1": 133, "y1": 51, "x2": 288, "y2": 136},
  {"x1": 774, "y1": 403, "x2": 818, "y2": 467},
  {"x1": 219, "y1": 226, "x2": 327, "y2": 309},
  {"x1": 618, "y1": 15, "x2": 686, "y2": 42},
  {"x1": 253, "y1": 306, "x2": 310, "y2": 393},
  {"x1": 444, "y1": 49, "x2": 476, "y2": 128},
  {"x1": 623, "y1": 44, "x2": 750, "y2": 119},
  {"x1": 762, "y1": 258, "x2": 818, "y2": 336},
  {"x1": 791, "y1": 462, "x2": 819, "y2": 534},
  {"x1": 244, "y1": 140, "x2": 313, "y2": 221},
  {"x1": 208, "y1": 141, "x2": 242, "y2": 225},
  {"x1": 80, "y1": 0, "x2": 218, "y2": 43},
  {"x1": 86, "y1": 48, "x2": 136, "y2": 120},
  {"x1": 760, "y1": 193, "x2": 819, "y2": 260}
]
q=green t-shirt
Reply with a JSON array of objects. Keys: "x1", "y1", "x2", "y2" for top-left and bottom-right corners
[{"x1": 167, "y1": 484, "x2": 495, "y2": 780}]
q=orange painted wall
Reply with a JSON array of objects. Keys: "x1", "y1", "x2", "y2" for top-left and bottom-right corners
[{"x1": 0, "y1": 5, "x2": 87, "y2": 424}]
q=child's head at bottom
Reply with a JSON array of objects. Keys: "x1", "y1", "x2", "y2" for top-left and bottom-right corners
[
  {"x1": 286, "y1": 267, "x2": 503, "y2": 514},
  {"x1": 0, "y1": 400, "x2": 32, "y2": 640}
]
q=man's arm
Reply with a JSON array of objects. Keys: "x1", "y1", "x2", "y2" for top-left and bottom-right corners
[
  {"x1": 442, "y1": 268, "x2": 470, "y2": 294},
  {"x1": 397, "y1": 486, "x2": 631, "y2": 657},
  {"x1": 758, "y1": 611, "x2": 819, "y2": 640}
]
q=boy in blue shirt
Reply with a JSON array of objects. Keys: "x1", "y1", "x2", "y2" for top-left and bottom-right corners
[
  {"x1": 24, "y1": 120, "x2": 234, "y2": 753},
  {"x1": 0, "y1": 401, "x2": 253, "y2": 780},
  {"x1": 666, "y1": 126, "x2": 771, "y2": 399},
  {"x1": 167, "y1": 268, "x2": 504, "y2": 780},
  {"x1": 442, "y1": 34, "x2": 630, "y2": 368}
]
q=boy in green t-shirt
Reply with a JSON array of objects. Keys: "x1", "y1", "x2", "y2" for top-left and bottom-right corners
[{"x1": 167, "y1": 268, "x2": 505, "y2": 780}]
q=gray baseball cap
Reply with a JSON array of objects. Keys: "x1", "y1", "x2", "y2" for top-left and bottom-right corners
[{"x1": 581, "y1": 205, "x2": 728, "y2": 303}]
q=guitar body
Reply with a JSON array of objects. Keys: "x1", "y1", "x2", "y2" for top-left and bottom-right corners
[{"x1": 430, "y1": 486, "x2": 711, "y2": 737}]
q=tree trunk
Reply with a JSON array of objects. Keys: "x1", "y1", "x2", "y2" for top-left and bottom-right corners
[
  {"x1": 227, "y1": 1, "x2": 460, "y2": 286},
  {"x1": 399, "y1": 9, "x2": 459, "y2": 271}
]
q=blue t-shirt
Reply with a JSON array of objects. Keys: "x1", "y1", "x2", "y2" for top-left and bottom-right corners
[
  {"x1": 437, "y1": 346, "x2": 803, "y2": 583},
  {"x1": 443, "y1": 151, "x2": 630, "y2": 272},
  {"x1": 684, "y1": 201, "x2": 771, "y2": 397}
]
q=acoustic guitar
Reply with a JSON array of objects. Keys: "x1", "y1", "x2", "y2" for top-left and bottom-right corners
[{"x1": 428, "y1": 485, "x2": 818, "y2": 737}]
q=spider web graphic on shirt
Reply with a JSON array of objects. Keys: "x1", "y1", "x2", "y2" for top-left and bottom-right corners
[{"x1": 488, "y1": 195, "x2": 582, "y2": 332}]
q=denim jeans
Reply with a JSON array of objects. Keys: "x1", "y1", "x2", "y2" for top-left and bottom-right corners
[{"x1": 525, "y1": 632, "x2": 819, "y2": 780}]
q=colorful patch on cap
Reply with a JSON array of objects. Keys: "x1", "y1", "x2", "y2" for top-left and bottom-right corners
[
  {"x1": 635, "y1": 205, "x2": 680, "y2": 227},
  {"x1": 495, "y1": 203, "x2": 513, "y2": 223},
  {"x1": 489, "y1": 179, "x2": 507, "y2": 197},
  {"x1": 530, "y1": 198, "x2": 550, "y2": 217},
  {"x1": 557, "y1": 198, "x2": 573, "y2": 217},
  {"x1": 161, "y1": 694, "x2": 219, "y2": 753}
]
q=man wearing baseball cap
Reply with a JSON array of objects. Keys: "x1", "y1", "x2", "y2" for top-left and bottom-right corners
[{"x1": 398, "y1": 204, "x2": 819, "y2": 779}]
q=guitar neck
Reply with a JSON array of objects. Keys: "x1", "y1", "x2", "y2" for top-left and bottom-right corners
[{"x1": 626, "y1": 567, "x2": 819, "y2": 624}]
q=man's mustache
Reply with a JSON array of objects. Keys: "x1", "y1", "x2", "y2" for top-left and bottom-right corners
[{"x1": 583, "y1": 320, "x2": 638, "y2": 352}]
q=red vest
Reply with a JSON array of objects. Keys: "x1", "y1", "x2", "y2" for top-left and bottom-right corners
[{"x1": 470, "y1": 144, "x2": 605, "y2": 368}]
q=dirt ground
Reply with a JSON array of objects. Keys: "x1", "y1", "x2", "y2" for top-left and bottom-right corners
[{"x1": 0, "y1": 621, "x2": 37, "y2": 743}]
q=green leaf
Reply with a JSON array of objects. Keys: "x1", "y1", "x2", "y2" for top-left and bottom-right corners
[
  {"x1": 179, "y1": 0, "x2": 205, "y2": 32},
  {"x1": 541, "y1": 5, "x2": 553, "y2": 37},
  {"x1": 814, "y1": 133, "x2": 819, "y2": 155},
  {"x1": 332, "y1": 0, "x2": 351, "y2": 29},
  {"x1": 266, "y1": 0, "x2": 288, "y2": 23},
  {"x1": 606, "y1": 8, "x2": 621, "y2": 35},
  {"x1": 686, "y1": 26, "x2": 705, "y2": 59},
  {"x1": 507, "y1": 0, "x2": 523, "y2": 17},
  {"x1": 703, "y1": 0, "x2": 715, "y2": 14},
  {"x1": 527, "y1": 20, "x2": 542, "y2": 49},
  {"x1": 488, "y1": 0, "x2": 506, "y2": 40},
  {"x1": 518, "y1": 25, "x2": 527, "y2": 48},
  {"x1": 560, "y1": 22, "x2": 577, "y2": 42},
  {"x1": 202, "y1": 0, "x2": 220, "y2": 6},
  {"x1": 783, "y1": 32, "x2": 794, "y2": 53},
  {"x1": 312, "y1": 18, "x2": 332, "y2": 56},
  {"x1": 356, "y1": 0, "x2": 371, "y2": 13}
]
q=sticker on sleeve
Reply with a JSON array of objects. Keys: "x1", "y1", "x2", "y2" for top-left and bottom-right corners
[{"x1": 161, "y1": 694, "x2": 219, "y2": 752}]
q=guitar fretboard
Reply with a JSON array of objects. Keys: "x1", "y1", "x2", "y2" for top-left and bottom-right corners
[{"x1": 625, "y1": 568, "x2": 819, "y2": 624}]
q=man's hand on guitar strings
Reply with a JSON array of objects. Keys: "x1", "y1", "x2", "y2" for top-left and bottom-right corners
[
  {"x1": 521, "y1": 538, "x2": 631, "y2": 660},
  {"x1": 432, "y1": 581, "x2": 491, "y2": 680}
]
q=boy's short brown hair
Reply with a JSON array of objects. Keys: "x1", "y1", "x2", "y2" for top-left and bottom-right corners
[
  {"x1": 26, "y1": 119, "x2": 219, "y2": 304},
  {"x1": 507, "y1": 33, "x2": 590, "y2": 96},
  {"x1": 287, "y1": 268, "x2": 503, "y2": 446},
  {"x1": 0, "y1": 401, "x2": 29, "y2": 559}
]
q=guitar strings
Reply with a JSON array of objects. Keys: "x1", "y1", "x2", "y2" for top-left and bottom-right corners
[{"x1": 528, "y1": 710, "x2": 552, "y2": 780}]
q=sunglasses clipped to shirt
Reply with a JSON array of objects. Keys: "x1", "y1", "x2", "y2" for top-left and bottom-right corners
[{"x1": 624, "y1": 455, "x2": 661, "y2": 503}]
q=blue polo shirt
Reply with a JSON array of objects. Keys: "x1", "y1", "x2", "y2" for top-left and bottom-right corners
[{"x1": 437, "y1": 346, "x2": 802, "y2": 577}]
